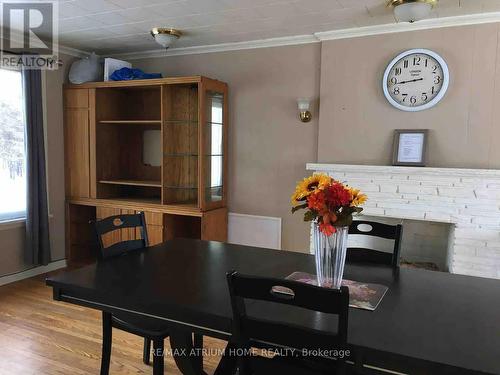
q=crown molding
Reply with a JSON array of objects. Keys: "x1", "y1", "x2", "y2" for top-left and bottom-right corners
[
  {"x1": 58, "y1": 44, "x2": 92, "y2": 58},
  {"x1": 315, "y1": 11, "x2": 500, "y2": 41},
  {"x1": 110, "y1": 11, "x2": 500, "y2": 60},
  {"x1": 4, "y1": 11, "x2": 499, "y2": 61},
  {"x1": 3, "y1": 10, "x2": 493, "y2": 61},
  {"x1": 110, "y1": 34, "x2": 319, "y2": 61}
]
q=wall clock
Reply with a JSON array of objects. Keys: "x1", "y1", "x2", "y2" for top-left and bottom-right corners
[{"x1": 383, "y1": 49, "x2": 449, "y2": 112}]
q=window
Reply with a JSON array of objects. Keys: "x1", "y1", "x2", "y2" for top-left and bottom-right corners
[{"x1": 0, "y1": 68, "x2": 26, "y2": 221}]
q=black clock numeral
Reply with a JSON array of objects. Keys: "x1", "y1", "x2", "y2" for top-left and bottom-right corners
[
  {"x1": 422, "y1": 92, "x2": 428, "y2": 101},
  {"x1": 433, "y1": 65, "x2": 438, "y2": 73},
  {"x1": 402, "y1": 93, "x2": 408, "y2": 102},
  {"x1": 434, "y1": 76, "x2": 441, "y2": 84},
  {"x1": 413, "y1": 57, "x2": 421, "y2": 66},
  {"x1": 390, "y1": 77, "x2": 398, "y2": 85},
  {"x1": 403, "y1": 60, "x2": 409, "y2": 68},
  {"x1": 410, "y1": 96, "x2": 417, "y2": 105},
  {"x1": 393, "y1": 87, "x2": 400, "y2": 95},
  {"x1": 425, "y1": 59, "x2": 428, "y2": 67},
  {"x1": 395, "y1": 67, "x2": 402, "y2": 76},
  {"x1": 431, "y1": 86, "x2": 435, "y2": 94}
]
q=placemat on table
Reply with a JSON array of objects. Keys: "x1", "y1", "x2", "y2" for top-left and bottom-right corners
[{"x1": 273, "y1": 271, "x2": 388, "y2": 311}]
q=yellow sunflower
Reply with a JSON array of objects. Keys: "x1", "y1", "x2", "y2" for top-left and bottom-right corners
[
  {"x1": 347, "y1": 187, "x2": 368, "y2": 207},
  {"x1": 291, "y1": 173, "x2": 332, "y2": 205}
]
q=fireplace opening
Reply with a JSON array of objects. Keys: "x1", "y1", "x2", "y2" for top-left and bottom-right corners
[{"x1": 350, "y1": 216, "x2": 452, "y2": 272}]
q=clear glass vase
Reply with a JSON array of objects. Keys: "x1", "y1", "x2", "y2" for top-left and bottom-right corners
[{"x1": 312, "y1": 222, "x2": 349, "y2": 289}]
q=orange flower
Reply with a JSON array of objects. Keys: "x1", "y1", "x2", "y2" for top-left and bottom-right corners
[
  {"x1": 324, "y1": 182, "x2": 351, "y2": 207},
  {"x1": 319, "y1": 212, "x2": 339, "y2": 236},
  {"x1": 319, "y1": 222, "x2": 336, "y2": 236},
  {"x1": 322, "y1": 212, "x2": 338, "y2": 225},
  {"x1": 307, "y1": 191, "x2": 326, "y2": 211}
]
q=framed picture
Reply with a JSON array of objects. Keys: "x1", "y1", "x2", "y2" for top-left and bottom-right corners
[{"x1": 392, "y1": 129, "x2": 428, "y2": 167}]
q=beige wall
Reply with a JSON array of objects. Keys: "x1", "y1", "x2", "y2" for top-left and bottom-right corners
[
  {"x1": 319, "y1": 23, "x2": 500, "y2": 168},
  {"x1": 0, "y1": 52, "x2": 74, "y2": 276},
  {"x1": 135, "y1": 44, "x2": 321, "y2": 252},
  {"x1": 136, "y1": 23, "x2": 500, "y2": 252}
]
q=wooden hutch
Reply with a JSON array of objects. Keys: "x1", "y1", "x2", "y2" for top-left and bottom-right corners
[{"x1": 64, "y1": 76, "x2": 228, "y2": 263}]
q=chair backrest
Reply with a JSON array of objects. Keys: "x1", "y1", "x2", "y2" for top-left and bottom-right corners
[
  {"x1": 226, "y1": 271, "x2": 349, "y2": 357},
  {"x1": 347, "y1": 220, "x2": 403, "y2": 268},
  {"x1": 94, "y1": 212, "x2": 148, "y2": 259}
]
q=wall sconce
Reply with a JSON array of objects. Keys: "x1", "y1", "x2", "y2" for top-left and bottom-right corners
[{"x1": 297, "y1": 98, "x2": 312, "y2": 123}]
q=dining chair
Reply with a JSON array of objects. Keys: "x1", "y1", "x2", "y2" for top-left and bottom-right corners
[
  {"x1": 347, "y1": 220, "x2": 403, "y2": 269},
  {"x1": 226, "y1": 271, "x2": 350, "y2": 375},
  {"x1": 94, "y1": 212, "x2": 174, "y2": 375}
]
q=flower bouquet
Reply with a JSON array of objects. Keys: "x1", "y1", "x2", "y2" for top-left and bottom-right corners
[{"x1": 291, "y1": 173, "x2": 367, "y2": 288}]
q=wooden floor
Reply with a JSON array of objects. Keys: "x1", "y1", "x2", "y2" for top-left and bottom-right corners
[{"x1": 0, "y1": 273, "x2": 227, "y2": 374}]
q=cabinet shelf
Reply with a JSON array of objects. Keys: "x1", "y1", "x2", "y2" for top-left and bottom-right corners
[
  {"x1": 99, "y1": 179, "x2": 162, "y2": 188},
  {"x1": 110, "y1": 197, "x2": 162, "y2": 205},
  {"x1": 99, "y1": 120, "x2": 161, "y2": 125},
  {"x1": 164, "y1": 120, "x2": 198, "y2": 124},
  {"x1": 164, "y1": 185, "x2": 198, "y2": 189},
  {"x1": 164, "y1": 153, "x2": 198, "y2": 157}
]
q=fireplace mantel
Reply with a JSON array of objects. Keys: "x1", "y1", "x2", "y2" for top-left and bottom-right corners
[
  {"x1": 307, "y1": 163, "x2": 500, "y2": 178},
  {"x1": 307, "y1": 163, "x2": 500, "y2": 280}
]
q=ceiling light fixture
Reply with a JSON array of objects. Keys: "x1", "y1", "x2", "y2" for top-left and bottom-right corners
[
  {"x1": 388, "y1": 0, "x2": 437, "y2": 23},
  {"x1": 151, "y1": 28, "x2": 182, "y2": 50}
]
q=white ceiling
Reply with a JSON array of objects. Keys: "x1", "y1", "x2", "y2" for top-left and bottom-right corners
[{"x1": 53, "y1": 0, "x2": 500, "y2": 55}]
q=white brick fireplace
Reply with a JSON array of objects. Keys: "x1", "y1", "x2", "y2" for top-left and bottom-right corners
[{"x1": 307, "y1": 163, "x2": 500, "y2": 279}]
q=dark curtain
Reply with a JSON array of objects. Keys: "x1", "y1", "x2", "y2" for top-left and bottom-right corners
[{"x1": 23, "y1": 69, "x2": 50, "y2": 266}]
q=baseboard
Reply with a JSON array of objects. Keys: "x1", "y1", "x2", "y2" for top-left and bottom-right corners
[{"x1": 0, "y1": 259, "x2": 67, "y2": 287}]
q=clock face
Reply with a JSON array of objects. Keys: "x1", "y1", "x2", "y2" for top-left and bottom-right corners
[{"x1": 383, "y1": 49, "x2": 449, "y2": 112}]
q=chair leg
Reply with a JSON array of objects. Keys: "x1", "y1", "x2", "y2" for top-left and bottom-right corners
[
  {"x1": 214, "y1": 341, "x2": 238, "y2": 375},
  {"x1": 100, "y1": 311, "x2": 112, "y2": 375},
  {"x1": 152, "y1": 339, "x2": 164, "y2": 375},
  {"x1": 193, "y1": 333, "x2": 203, "y2": 348},
  {"x1": 143, "y1": 338, "x2": 151, "y2": 365},
  {"x1": 354, "y1": 349, "x2": 364, "y2": 374},
  {"x1": 170, "y1": 331, "x2": 206, "y2": 375},
  {"x1": 337, "y1": 359, "x2": 347, "y2": 375},
  {"x1": 193, "y1": 333, "x2": 205, "y2": 373}
]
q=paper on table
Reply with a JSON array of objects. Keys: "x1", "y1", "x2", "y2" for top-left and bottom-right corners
[{"x1": 272, "y1": 272, "x2": 389, "y2": 311}]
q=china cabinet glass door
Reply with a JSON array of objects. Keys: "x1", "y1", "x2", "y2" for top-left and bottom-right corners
[{"x1": 200, "y1": 80, "x2": 227, "y2": 210}]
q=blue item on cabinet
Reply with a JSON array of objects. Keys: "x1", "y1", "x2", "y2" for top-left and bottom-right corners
[{"x1": 110, "y1": 67, "x2": 162, "y2": 81}]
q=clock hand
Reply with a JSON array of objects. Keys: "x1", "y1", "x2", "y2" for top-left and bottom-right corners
[{"x1": 395, "y1": 78, "x2": 424, "y2": 85}]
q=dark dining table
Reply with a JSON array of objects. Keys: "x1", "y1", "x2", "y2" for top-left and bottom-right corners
[{"x1": 46, "y1": 238, "x2": 500, "y2": 375}]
